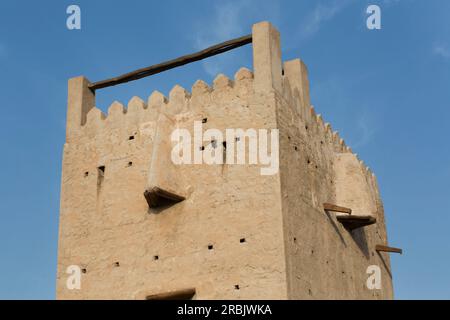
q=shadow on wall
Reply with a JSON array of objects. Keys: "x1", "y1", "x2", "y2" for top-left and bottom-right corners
[
  {"x1": 324, "y1": 210, "x2": 347, "y2": 247},
  {"x1": 350, "y1": 227, "x2": 370, "y2": 259}
]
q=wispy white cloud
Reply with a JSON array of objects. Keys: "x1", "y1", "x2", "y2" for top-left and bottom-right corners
[
  {"x1": 433, "y1": 43, "x2": 450, "y2": 59},
  {"x1": 296, "y1": 0, "x2": 353, "y2": 41},
  {"x1": 312, "y1": 72, "x2": 378, "y2": 149},
  {"x1": 353, "y1": 110, "x2": 376, "y2": 148},
  {"x1": 194, "y1": 2, "x2": 246, "y2": 49},
  {"x1": 193, "y1": 2, "x2": 247, "y2": 76},
  {"x1": 192, "y1": 0, "x2": 280, "y2": 77}
]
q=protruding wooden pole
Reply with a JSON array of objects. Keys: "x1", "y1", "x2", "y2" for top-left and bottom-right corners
[
  {"x1": 89, "y1": 35, "x2": 252, "y2": 91},
  {"x1": 146, "y1": 288, "x2": 196, "y2": 300},
  {"x1": 323, "y1": 203, "x2": 352, "y2": 214},
  {"x1": 375, "y1": 245, "x2": 403, "y2": 254},
  {"x1": 144, "y1": 187, "x2": 186, "y2": 209},
  {"x1": 336, "y1": 215, "x2": 376, "y2": 231}
]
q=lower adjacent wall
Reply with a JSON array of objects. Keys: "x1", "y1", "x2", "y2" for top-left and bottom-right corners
[{"x1": 277, "y1": 77, "x2": 394, "y2": 299}]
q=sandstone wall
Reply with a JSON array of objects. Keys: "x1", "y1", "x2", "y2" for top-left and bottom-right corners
[
  {"x1": 57, "y1": 21, "x2": 393, "y2": 300},
  {"x1": 278, "y1": 59, "x2": 393, "y2": 299},
  {"x1": 57, "y1": 71, "x2": 288, "y2": 300}
]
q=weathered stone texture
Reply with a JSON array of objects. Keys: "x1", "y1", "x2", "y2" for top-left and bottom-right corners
[{"x1": 57, "y1": 21, "x2": 393, "y2": 300}]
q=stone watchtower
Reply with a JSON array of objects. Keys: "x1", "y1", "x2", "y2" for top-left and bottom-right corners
[{"x1": 57, "y1": 21, "x2": 396, "y2": 299}]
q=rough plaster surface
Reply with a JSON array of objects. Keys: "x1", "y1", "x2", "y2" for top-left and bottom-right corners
[
  {"x1": 57, "y1": 21, "x2": 393, "y2": 300},
  {"x1": 279, "y1": 61, "x2": 393, "y2": 300}
]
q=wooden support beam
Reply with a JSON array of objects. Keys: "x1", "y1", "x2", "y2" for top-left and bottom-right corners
[
  {"x1": 375, "y1": 245, "x2": 403, "y2": 254},
  {"x1": 336, "y1": 215, "x2": 376, "y2": 231},
  {"x1": 89, "y1": 34, "x2": 252, "y2": 91},
  {"x1": 146, "y1": 288, "x2": 196, "y2": 300},
  {"x1": 144, "y1": 186, "x2": 185, "y2": 208},
  {"x1": 323, "y1": 203, "x2": 352, "y2": 214}
]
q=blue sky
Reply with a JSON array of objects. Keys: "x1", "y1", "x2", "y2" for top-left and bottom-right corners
[{"x1": 0, "y1": 0, "x2": 449, "y2": 299}]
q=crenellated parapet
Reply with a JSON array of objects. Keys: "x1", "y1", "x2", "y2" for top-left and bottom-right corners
[
  {"x1": 280, "y1": 58, "x2": 377, "y2": 188},
  {"x1": 65, "y1": 23, "x2": 378, "y2": 194},
  {"x1": 69, "y1": 68, "x2": 256, "y2": 140}
]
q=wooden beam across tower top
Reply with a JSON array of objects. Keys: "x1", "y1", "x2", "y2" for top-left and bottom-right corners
[{"x1": 89, "y1": 34, "x2": 253, "y2": 91}]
